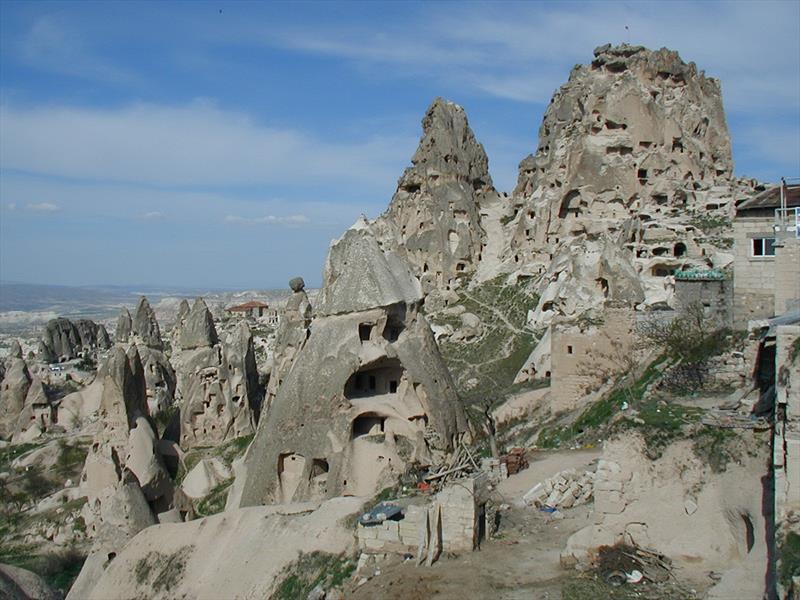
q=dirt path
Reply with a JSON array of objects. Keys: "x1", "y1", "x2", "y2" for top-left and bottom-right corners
[{"x1": 345, "y1": 449, "x2": 602, "y2": 600}]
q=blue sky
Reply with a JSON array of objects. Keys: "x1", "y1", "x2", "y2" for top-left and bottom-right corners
[{"x1": 1, "y1": 0, "x2": 798, "y2": 289}]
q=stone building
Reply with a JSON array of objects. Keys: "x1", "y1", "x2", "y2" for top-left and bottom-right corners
[
  {"x1": 226, "y1": 300, "x2": 275, "y2": 321},
  {"x1": 732, "y1": 182, "x2": 800, "y2": 327},
  {"x1": 673, "y1": 269, "x2": 732, "y2": 326},
  {"x1": 549, "y1": 306, "x2": 636, "y2": 413}
]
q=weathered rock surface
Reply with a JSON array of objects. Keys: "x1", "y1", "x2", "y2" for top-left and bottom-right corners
[
  {"x1": 136, "y1": 344, "x2": 177, "y2": 415},
  {"x1": 79, "y1": 346, "x2": 172, "y2": 538},
  {"x1": 0, "y1": 357, "x2": 32, "y2": 439},
  {"x1": 71, "y1": 497, "x2": 364, "y2": 600},
  {"x1": 181, "y1": 458, "x2": 232, "y2": 499},
  {"x1": 373, "y1": 98, "x2": 499, "y2": 294},
  {"x1": 12, "y1": 376, "x2": 54, "y2": 443},
  {"x1": 174, "y1": 299, "x2": 258, "y2": 449},
  {"x1": 38, "y1": 317, "x2": 110, "y2": 362},
  {"x1": 235, "y1": 222, "x2": 466, "y2": 507},
  {"x1": 0, "y1": 563, "x2": 60, "y2": 600},
  {"x1": 178, "y1": 298, "x2": 219, "y2": 350},
  {"x1": 505, "y1": 44, "x2": 736, "y2": 324},
  {"x1": 265, "y1": 277, "x2": 312, "y2": 407},
  {"x1": 132, "y1": 297, "x2": 163, "y2": 350},
  {"x1": 115, "y1": 308, "x2": 133, "y2": 343}
]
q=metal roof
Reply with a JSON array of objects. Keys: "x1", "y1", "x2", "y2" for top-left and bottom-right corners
[
  {"x1": 227, "y1": 300, "x2": 270, "y2": 311},
  {"x1": 737, "y1": 184, "x2": 800, "y2": 212}
]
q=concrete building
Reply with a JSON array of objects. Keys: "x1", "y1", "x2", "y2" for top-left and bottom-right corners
[{"x1": 732, "y1": 182, "x2": 800, "y2": 327}]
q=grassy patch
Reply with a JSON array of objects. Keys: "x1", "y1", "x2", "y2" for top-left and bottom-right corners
[
  {"x1": 537, "y1": 358, "x2": 665, "y2": 448},
  {"x1": 428, "y1": 276, "x2": 540, "y2": 412},
  {"x1": 195, "y1": 480, "x2": 233, "y2": 517},
  {"x1": 690, "y1": 426, "x2": 737, "y2": 472},
  {"x1": 271, "y1": 552, "x2": 355, "y2": 600},
  {"x1": 0, "y1": 442, "x2": 41, "y2": 471},
  {"x1": 778, "y1": 531, "x2": 800, "y2": 590},
  {"x1": 134, "y1": 546, "x2": 192, "y2": 593}
]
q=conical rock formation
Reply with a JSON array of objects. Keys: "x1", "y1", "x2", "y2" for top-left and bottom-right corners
[{"x1": 234, "y1": 221, "x2": 466, "y2": 507}]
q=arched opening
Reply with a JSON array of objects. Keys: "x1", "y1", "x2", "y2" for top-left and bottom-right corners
[
  {"x1": 344, "y1": 358, "x2": 405, "y2": 400},
  {"x1": 352, "y1": 413, "x2": 386, "y2": 438},
  {"x1": 673, "y1": 242, "x2": 687, "y2": 257}
]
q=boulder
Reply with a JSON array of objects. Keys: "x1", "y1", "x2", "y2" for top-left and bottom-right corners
[
  {"x1": 0, "y1": 563, "x2": 60, "y2": 600},
  {"x1": 181, "y1": 458, "x2": 232, "y2": 499}
]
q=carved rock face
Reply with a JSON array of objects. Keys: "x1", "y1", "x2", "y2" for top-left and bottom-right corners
[
  {"x1": 235, "y1": 224, "x2": 466, "y2": 508},
  {"x1": 504, "y1": 44, "x2": 737, "y2": 323},
  {"x1": 374, "y1": 98, "x2": 500, "y2": 293}
]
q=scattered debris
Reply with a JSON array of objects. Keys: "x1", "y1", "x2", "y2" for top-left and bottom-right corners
[
  {"x1": 523, "y1": 468, "x2": 595, "y2": 510},
  {"x1": 501, "y1": 447, "x2": 529, "y2": 475}
]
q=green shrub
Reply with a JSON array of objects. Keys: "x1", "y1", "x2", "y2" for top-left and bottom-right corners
[
  {"x1": 779, "y1": 531, "x2": 800, "y2": 590},
  {"x1": 272, "y1": 552, "x2": 355, "y2": 600}
]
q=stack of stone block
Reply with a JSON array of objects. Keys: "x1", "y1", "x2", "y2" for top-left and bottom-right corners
[
  {"x1": 522, "y1": 468, "x2": 595, "y2": 510},
  {"x1": 356, "y1": 473, "x2": 491, "y2": 558}
]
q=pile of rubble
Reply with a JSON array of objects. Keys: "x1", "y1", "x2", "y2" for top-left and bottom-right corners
[{"x1": 522, "y1": 468, "x2": 595, "y2": 510}]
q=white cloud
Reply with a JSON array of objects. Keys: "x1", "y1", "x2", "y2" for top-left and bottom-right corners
[
  {"x1": 6, "y1": 203, "x2": 17, "y2": 211},
  {"x1": 18, "y1": 14, "x2": 139, "y2": 85},
  {"x1": 224, "y1": 214, "x2": 310, "y2": 226},
  {"x1": 140, "y1": 211, "x2": 164, "y2": 220},
  {"x1": 26, "y1": 202, "x2": 59, "y2": 212},
  {"x1": 266, "y1": 1, "x2": 799, "y2": 112},
  {"x1": 0, "y1": 101, "x2": 415, "y2": 189}
]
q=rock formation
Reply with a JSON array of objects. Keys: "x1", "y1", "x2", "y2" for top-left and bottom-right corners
[
  {"x1": 170, "y1": 299, "x2": 191, "y2": 348},
  {"x1": 115, "y1": 308, "x2": 133, "y2": 343},
  {"x1": 132, "y1": 297, "x2": 163, "y2": 350},
  {"x1": 8, "y1": 339, "x2": 23, "y2": 359},
  {"x1": 373, "y1": 98, "x2": 500, "y2": 296},
  {"x1": 38, "y1": 317, "x2": 110, "y2": 363},
  {"x1": 173, "y1": 298, "x2": 258, "y2": 449},
  {"x1": 264, "y1": 277, "x2": 312, "y2": 407},
  {"x1": 0, "y1": 357, "x2": 33, "y2": 439},
  {"x1": 505, "y1": 44, "x2": 735, "y2": 323},
  {"x1": 233, "y1": 220, "x2": 467, "y2": 507},
  {"x1": 12, "y1": 376, "x2": 55, "y2": 443},
  {"x1": 78, "y1": 346, "x2": 174, "y2": 551}
]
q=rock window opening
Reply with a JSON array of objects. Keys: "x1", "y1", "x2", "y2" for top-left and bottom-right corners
[
  {"x1": 637, "y1": 168, "x2": 648, "y2": 182},
  {"x1": 310, "y1": 459, "x2": 329, "y2": 478},
  {"x1": 597, "y1": 277, "x2": 609, "y2": 297},
  {"x1": 673, "y1": 242, "x2": 687, "y2": 257},
  {"x1": 344, "y1": 359, "x2": 405, "y2": 399},
  {"x1": 567, "y1": 345, "x2": 574, "y2": 355},
  {"x1": 358, "y1": 323, "x2": 374, "y2": 342},
  {"x1": 456, "y1": 263, "x2": 466, "y2": 272},
  {"x1": 352, "y1": 414, "x2": 386, "y2": 438}
]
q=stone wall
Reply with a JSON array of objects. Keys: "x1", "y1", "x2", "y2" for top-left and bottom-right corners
[
  {"x1": 774, "y1": 238, "x2": 800, "y2": 316},
  {"x1": 774, "y1": 325, "x2": 800, "y2": 524},
  {"x1": 550, "y1": 307, "x2": 635, "y2": 413},
  {"x1": 356, "y1": 474, "x2": 491, "y2": 557},
  {"x1": 674, "y1": 278, "x2": 732, "y2": 326},
  {"x1": 732, "y1": 217, "x2": 777, "y2": 327}
]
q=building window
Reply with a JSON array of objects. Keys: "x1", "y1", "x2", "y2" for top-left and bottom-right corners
[
  {"x1": 567, "y1": 345, "x2": 574, "y2": 355},
  {"x1": 751, "y1": 237, "x2": 776, "y2": 257}
]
